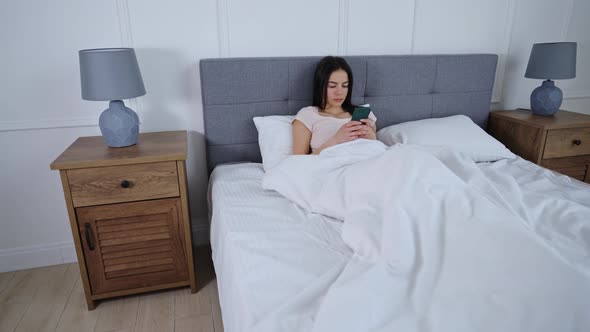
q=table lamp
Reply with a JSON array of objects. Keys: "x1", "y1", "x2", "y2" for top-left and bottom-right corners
[
  {"x1": 79, "y1": 48, "x2": 146, "y2": 147},
  {"x1": 524, "y1": 42, "x2": 576, "y2": 116}
]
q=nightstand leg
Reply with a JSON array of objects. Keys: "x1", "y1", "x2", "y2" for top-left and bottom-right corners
[
  {"x1": 86, "y1": 297, "x2": 96, "y2": 310},
  {"x1": 177, "y1": 161, "x2": 198, "y2": 294}
]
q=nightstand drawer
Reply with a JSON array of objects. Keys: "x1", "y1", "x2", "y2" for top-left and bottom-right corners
[
  {"x1": 544, "y1": 127, "x2": 590, "y2": 158},
  {"x1": 68, "y1": 161, "x2": 180, "y2": 207}
]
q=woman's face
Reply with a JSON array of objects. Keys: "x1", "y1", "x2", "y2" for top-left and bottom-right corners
[{"x1": 325, "y1": 69, "x2": 349, "y2": 109}]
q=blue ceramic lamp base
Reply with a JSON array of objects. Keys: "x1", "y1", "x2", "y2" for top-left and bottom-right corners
[
  {"x1": 99, "y1": 100, "x2": 139, "y2": 147},
  {"x1": 530, "y1": 80, "x2": 562, "y2": 116}
]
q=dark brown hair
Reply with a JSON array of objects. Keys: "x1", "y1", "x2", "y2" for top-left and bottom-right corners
[{"x1": 312, "y1": 56, "x2": 354, "y2": 114}]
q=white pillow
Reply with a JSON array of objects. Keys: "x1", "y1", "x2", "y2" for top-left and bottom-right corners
[
  {"x1": 376, "y1": 115, "x2": 515, "y2": 162},
  {"x1": 253, "y1": 115, "x2": 294, "y2": 171}
]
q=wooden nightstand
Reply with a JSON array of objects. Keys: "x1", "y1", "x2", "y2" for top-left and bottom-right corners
[
  {"x1": 488, "y1": 109, "x2": 590, "y2": 183},
  {"x1": 50, "y1": 131, "x2": 197, "y2": 310}
]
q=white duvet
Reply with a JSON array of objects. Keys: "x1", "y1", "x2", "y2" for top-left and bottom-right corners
[{"x1": 260, "y1": 139, "x2": 590, "y2": 332}]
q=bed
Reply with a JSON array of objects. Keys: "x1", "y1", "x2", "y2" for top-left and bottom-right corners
[{"x1": 200, "y1": 55, "x2": 590, "y2": 332}]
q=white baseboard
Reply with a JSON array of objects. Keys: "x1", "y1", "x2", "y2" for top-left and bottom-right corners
[
  {"x1": 0, "y1": 218, "x2": 210, "y2": 273},
  {"x1": 0, "y1": 117, "x2": 98, "y2": 132},
  {"x1": 0, "y1": 241, "x2": 77, "y2": 273}
]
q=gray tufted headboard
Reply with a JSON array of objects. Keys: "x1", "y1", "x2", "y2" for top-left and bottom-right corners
[{"x1": 200, "y1": 54, "x2": 498, "y2": 172}]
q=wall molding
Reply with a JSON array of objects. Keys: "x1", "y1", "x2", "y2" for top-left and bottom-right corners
[
  {"x1": 0, "y1": 219, "x2": 210, "y2": 273},
  {"x1": 410, "y1": 0, "x2": 418, "y2": 54},
  {"x1": 0, "y1": 2, "x2": 142, "y2": 133},
  {"x1": 0, "y1": 117, "x2": 99, "y2": 132},
  {"x1": 0, "y1": 241, "x2": 76, "y2": 273},
  {"x1": 560, "y1": 0, "x2": 587, "y2": 101},
  {"x1": 492, "y1": 0, "x2": 516, "y2": 104},
  {"x1": 115, "y1": 0, "x2": 133, "y2": 48},
  {"x1": 216, "y1": 0, "x2": 230, "y2": 57},
  {"x1": 115, "y1": 0, "x2": 142, "y2": 117},
  {"x1": 561, "y1": 0, "x2": 575, "y2": 40},
  {"x1": 565, "y1": 90, "x2": 590, "y2": 99},
  {"x1": 337, "y1": 0, "x2": 350, "y2": 55}
]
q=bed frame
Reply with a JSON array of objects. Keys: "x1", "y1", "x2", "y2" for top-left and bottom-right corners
[{"x1": 200, "y1": 54, "x2": 498, "y2": 172}]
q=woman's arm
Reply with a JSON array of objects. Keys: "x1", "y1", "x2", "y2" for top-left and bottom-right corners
[
  {"x1": 311, "y1": 140, "x2": 335, "y2": 155},
  {"x1": 292, "y1": 120, "x2": 312, "y2": 155}
]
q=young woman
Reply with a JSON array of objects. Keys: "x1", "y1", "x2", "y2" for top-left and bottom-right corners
[{"x1": 292, "y1": 56, "x2": 377, "y2": 155}]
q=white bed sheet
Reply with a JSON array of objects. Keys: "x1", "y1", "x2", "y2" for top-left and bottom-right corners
[
  {"x1": 208, "y1": 163, "x2": 351, "y2": 332},
  {"x1": 209, "y1": 158, "x2": 590, "y2": 332}
]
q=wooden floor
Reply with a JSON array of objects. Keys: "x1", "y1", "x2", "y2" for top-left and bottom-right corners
[{"x1": 0, "y1": 246, "x2": 223, "y2": 332}]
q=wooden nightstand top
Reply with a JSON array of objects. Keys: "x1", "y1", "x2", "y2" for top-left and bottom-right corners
[
  {"x1": 490, "y1": 109, "x2": 590, "y2": 130},
  {"x1": 50, "y1": 131, "x2": 187, "y2": 170}
]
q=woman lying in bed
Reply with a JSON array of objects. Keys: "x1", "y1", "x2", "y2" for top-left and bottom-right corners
[{"x1": 292, "y1": 56, "x2": 378, "y2": 155}]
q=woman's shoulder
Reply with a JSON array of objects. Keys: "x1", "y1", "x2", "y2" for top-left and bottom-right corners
[
  {"x1": 296, "y1": 106, "x2": 319, "y2": 116},
  {"x1": 293, "y1": 106, "x2": 319, "y2": 129}
]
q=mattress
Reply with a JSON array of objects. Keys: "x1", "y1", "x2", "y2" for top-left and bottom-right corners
[{"x1": 209, "y1": 159, "x2": 590, "y2": 332}]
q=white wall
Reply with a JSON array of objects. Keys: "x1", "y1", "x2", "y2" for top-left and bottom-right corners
[{"x1": 1, "y1": 0, "x2": 588, "y2": 272}]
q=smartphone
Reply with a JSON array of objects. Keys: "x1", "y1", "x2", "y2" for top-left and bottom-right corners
[{"x1": 351, "y1": 107, "x2": 371, "y2": 123}]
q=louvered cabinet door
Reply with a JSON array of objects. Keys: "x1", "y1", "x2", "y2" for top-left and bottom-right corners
[{"x1": 76, "y1": 198, "x2": 189, "y2": 294}]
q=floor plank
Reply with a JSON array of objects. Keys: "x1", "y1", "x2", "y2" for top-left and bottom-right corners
[
  {"x1": 0, "y1": 267, "x2": 45, "y2": 304},
  {"x1": 210, "y1": 279, "x2": 224, "y2": 332},
  {"x1": 0, "y1": 245, "x2": 222, "y2": 332},
  {"x1": 0, "y1": 271, "x2": 15, "y2": 295},
  {"x1": 174, "y1": 314, "x2": 214, "y2": 332},
  {"x1": 15, "y1": 263, "x2": 76, "y2": 332},
  {"x1": 94, "y1": 295, "x2": 139, "y2": 332},
  {"x1": 0, "y1": 302, "x2": 29, "y2": 332},
  {"x1": 174, "y1": 285, "x2": 212, "y2": 320},
  {"x1": 133, "y1": 291, "x2": 175, "y2": 332},
  {"x1": 0, "y1": 271, "x2": 20, "y2": 332},
  {"x1": 0, "y1": 266, "x2": 52, "y2": 332},
  {"x1": 54, "y1": 274, "x2": 99, "y2": 332}
]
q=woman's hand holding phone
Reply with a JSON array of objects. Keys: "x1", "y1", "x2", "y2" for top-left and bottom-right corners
[
  {"x1": 329, "y1": 120, "x2": 375, "y2": 146},
  {"x1": 357, "y1": 119, "x2": 376, "y2": 139},
  {"x1": 331, "y1": 121, "x2": 366, "y2": 144}
]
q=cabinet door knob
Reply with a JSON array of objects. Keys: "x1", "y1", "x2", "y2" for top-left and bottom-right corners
[
  {"x1": 573, "y1": 139, "x2": 582, "y2": 146},
  {"x1": 120, "y1": 180, "x2": 131, "y2": 188},
  {"x1": 84, "y1": 223, "x2": 95, "y2": 251}
]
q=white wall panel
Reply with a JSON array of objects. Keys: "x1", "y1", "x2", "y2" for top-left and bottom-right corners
[
  {"x1": 500, "y1": 0, "x2": 572, "y2": 110},
  {"x1": 560, "y1": 0, "x2": 590, "y2": 99},
  {"x1": 0, "y1": 126, "x2": 101, "y2": 251},
  {"x1": 127, "y1": 0, "x2": 218, "y2": 131},
  {"x1": 347, "y1": 0, "x2": 414, "y2": 55},
  {"x1": 227, "y1": 0, "x2": 340, "y2": 57},
  {"x1": 413, "y1": 0, "x2": 511, "y2": 54},
  {"x1": 0, "y1": 1, "x2": 121, "y2": 127},
  {"x1": 412, "y1": 0, "x2": 513, "y2": 102},
  {"x1": 126, "y1": 0, "x2": 220, "y2": 237},
  {"x1": 562, "y1": 98, "x2": 590, "y2": 115}
]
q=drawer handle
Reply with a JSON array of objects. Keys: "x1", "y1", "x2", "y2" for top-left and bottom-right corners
[
  {"x1": 120, "y1": 180, "x2": 131, "y2": 188},
  {"x1": 84, "y1": 223, "x2": 95, "y2": 251},
  {"x1": 573, "y1": 139, "x2": 582, "y2": 146}
]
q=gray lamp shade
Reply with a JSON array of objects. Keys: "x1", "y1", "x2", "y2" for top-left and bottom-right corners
[
  {"x1": 79, "y1": 48, "x2": 146, "y2": 101},
  {"x1": 525, "y1": 42, "x2": 577, "y2": 80}
]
